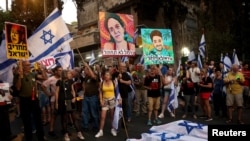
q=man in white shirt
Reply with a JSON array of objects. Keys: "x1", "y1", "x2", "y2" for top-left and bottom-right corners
[{"x1": 188, "y1": 61, "x2": 200, "y2": 105}]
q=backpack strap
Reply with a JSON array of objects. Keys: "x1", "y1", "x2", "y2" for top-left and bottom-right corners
[{"x1": 101, "y1": 80, "x2": 116, "y2": 97}]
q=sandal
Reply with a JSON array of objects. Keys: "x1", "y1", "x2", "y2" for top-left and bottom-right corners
[
  {"x1": 226, "y1": 119, "x2": 232, "y2": 124},
  {"x1": 237, "y1": 120, "x2": 244, "y2": 125}
]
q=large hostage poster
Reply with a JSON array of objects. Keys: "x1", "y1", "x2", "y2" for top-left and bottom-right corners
[
  {"x1": 5, "y1": 22, "x2": 29, "y2": 59},
  {"x1": 141, "y1": 28, "x2": 174, "y2": 65},
  {"x1": 99, "y1": 12, "x2": 135, "y2": 57}
]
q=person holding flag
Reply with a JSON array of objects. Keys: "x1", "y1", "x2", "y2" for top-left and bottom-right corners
[{"x1": 81, "y1": 61, "x2": 100, "y2": 132}]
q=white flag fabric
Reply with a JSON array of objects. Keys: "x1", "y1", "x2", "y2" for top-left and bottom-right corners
[
  {"x1": 28, "y1": 8, "x2": 72, "y2": 60},
  {"x1": 127, "y1": 120, "x2": 208, "y2": 141},
  {"x1": 199, "y1": 34, "x2": 206, "y2": 58},
  {"x1": 121, "y1": 56, "x2": 129, "y2": 63},
  {"x1": 149, "y1": 120, "x2": 208, "y2": 140},
  {"x1": 138, "y1": 132, "x2": 207, "y2": 141},
  {"x1": 89, "y1": 50, "x2": 96, "y2": 66},
  {"x1": 223, "y1": 54, "x2": 232, "y2": 72},
  {"x1": 187, "y1": 50, "x2": 196, "y2": 62},
  {"x1": 0, "y1": 31, "x2": 16, "y2": 86},
  {"x1": 197, "y1": 54, "x2": 203, "y2": 69},
  {"x1": 232, "y1": 49, "x2": 240, "y2": 66},
  {"x1": 176, "y1": 59, "x2": 181, "y2": 77},
  {"x1": 220, "y1": 53, "x2": 223, "y2": 62},
  {"x1": 167, "y1": 81, "x2": 178, "y2": 113},
  {"x1": 139, "y1": 55, "x2": 144, "y2": 65},
  {"x1": 112, "y1": 79, "x2": 123, "y2": 130},
  {"x1": 55, "y1": 50, "x2": 74, "y2": 69}
]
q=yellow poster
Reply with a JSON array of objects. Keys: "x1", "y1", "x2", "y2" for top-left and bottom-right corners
[{"x1": 5, "y1": 22, "x2": 29, "y2": 59}]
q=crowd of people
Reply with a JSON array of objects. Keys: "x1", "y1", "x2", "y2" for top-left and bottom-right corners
[{"x1": 1, "y1": 58, "x2": 250, "y2": 141}]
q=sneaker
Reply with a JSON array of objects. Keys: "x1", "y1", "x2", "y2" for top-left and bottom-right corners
[
  {"x1": 111, "y1": 128, "x2": 117, "y2": 136},
  {"x1": 170, "y1": 112, "x2": 175, "y2": 118},
  {"x1": 64, "y1": 134, "x2": 70, "y2": 141},
  {"x1": 154, "y1": 119, "x2": 162, "y2": 124},
  {"x1": 32, "y1": 129, "x2": 36, "y2": 134},
  {"x1": 77, "y1": 132, "x2": 85, "y2": 140},
  {"x1": 147, "y1": 120, "x2": 152, "y2": 126},
  {"x1": 127, "y1": 118, "x2": 131, "y2": 122},
  {"x1": 199, "y1": 115, "x2": 208, "y2": 119},
  {"x1": 193, "y1": 114, "x2": 197, "y2": 119},
  {"x1": 205, "y1": 117, "x2": 213, "y2": 121},
  {"x1": 182, "y1": 114, "x2": 187, "y2": 118},
  {"x1": 158, "y1": 113, "x2": 164, "y2": 118},
  {"x1": 95, "y1": 130, "x2": 103, "y2": 138}
]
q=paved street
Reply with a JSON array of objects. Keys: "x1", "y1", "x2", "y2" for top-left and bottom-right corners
[{"x1": 9, "y1": 104, "x2": 250, "y2": 141}]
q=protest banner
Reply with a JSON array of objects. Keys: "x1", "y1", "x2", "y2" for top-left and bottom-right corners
[
  {"x1": 99, "y1": 12, "x2": 135, "y2": 57},
  {"x1": 0, "y1": 83, "x2": 11, "y2": 105},
  {"x1": 5, "y1": 22, "x2": 29, "y2": 59},
  {"x1": 141, "y1": 28, "x2": 174, "y2": 65}
]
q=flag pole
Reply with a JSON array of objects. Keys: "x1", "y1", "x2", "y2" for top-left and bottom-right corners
[
  {"x1": 75, "y1": 47, "x2": 86, "y2": 64},
  {"x1": 121, "y1": 111, "x2": 129, "y2": 139}
]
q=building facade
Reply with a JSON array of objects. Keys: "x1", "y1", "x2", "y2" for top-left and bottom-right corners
[{"x1": 70, "y1": 0, "x2": 199, "y2": 66}]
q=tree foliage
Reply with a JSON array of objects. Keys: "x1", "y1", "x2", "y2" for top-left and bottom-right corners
[
  {"x1": 198, "y1": 0, "x2": 250, "y2": 62},
  {"x1": 0, "y1": 10, "x2": 15, "y2": 31},
  {"x1": 10, "y1": 0, "x2": 63, "y2": 37}
]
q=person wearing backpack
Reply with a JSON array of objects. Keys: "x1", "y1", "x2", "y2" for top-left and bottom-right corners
[{"x1": 95, "y1": 70, "x2": 119, "y2": 138}]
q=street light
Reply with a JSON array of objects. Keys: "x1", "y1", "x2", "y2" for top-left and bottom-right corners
[{"x1": 182, "y1": 47, "x2": 190, "y2": 57}]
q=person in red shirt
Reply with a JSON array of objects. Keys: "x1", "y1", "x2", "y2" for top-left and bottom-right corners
[{"x1": 241, "y1": 63, "x2": 250, "y2": 107}]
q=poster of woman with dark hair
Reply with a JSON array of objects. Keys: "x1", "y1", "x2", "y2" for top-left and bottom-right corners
[{"x1": 99, "y1": 12, "x2": 135, "y2": 57}]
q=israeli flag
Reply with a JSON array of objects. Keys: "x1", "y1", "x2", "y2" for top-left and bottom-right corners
[
  {"x1": 28, "y1": 8, "x2": 72, "y2": 61},
  {"x1": 232, "y1": 49, "x2": 240, "y2": 66},
  {"x1": 0, "y1": 31, "x2": 16, "y2": 86},
  {"x1": 220, "y1": 53, "x2": 223, "y2": 62},
  {"x1": 223, "y1": 53, "x2": 232, "y2": 72},
  {"x1": 176, "y1": 59, "x2": 181, "y2": 77},
  {"x1": 54, "y1": 49, "x2": 74, "y2": 69},
  {"x1": 112, "y1": 79, "x2": 123, "y2": 130},
  {"x1": 167, "y1": 81, "x2": 178, "y2": 113},
  {"x1": 187, "y1": 50, "x2": 196, "y2": 62},
  {"x1": 121, "y1": 56, "x2": 129, "y2": 63},
  {"x1": 149, "y1": 120, "x2": 208, "y2": 140},
  {"x1": 89, "y1": 50, "x2": 96, "y2": 66},
  {"x1": 199, "y1": 34, "x2": 206, "y2": 58},
  {"x1": 197, "y1": 54, "x2": 203, "y2": 69},
  {"x1": 139, "y1": 55, "x2": 144, "y2": 65}
]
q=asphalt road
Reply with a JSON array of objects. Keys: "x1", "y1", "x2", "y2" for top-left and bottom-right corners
[{"x1": 9, "y1": 104, "x2": 250, "y2": 141}]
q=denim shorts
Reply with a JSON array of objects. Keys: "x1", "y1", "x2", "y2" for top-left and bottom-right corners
[{"x1": 39, "y1": 91, "x2": 49, "y2": 108}]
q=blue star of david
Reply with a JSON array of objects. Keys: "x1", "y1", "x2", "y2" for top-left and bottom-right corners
[
  {"x1": 155, "y1": 132, "x2": 183, "y2": 141},
  {"x1": 40, "y1": 29, "x2": 55, "y2": 45},
  {"x1": 178, "y1": 120, "x2": 206, "y2": 134}
]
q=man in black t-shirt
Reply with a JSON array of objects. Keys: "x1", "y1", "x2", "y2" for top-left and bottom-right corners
[
  {"x1": 144, "y1": 65, "x2": 162, "y2": 126},
  {"x1": 117, "y1": 62, "x2": 132, "y2": 127}
]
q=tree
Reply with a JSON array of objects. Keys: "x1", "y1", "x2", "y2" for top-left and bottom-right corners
[
  {"x1": 0, "y1": 10, "x2": 15, "y2": 31},
  {"x1": 10, "y1": 0, "x2": 64, "y2": 37},
  {"x1": 197, "y1": 0, "x2": 248, "y2": 62}
]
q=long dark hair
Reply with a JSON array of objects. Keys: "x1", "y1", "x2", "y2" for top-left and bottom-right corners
[
  {"x1": 61, "y1": 70, "x2": 69, "y2": 80},
  {"x1": 104, "y1": 13, "x2": 126, "y2": 42}
]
